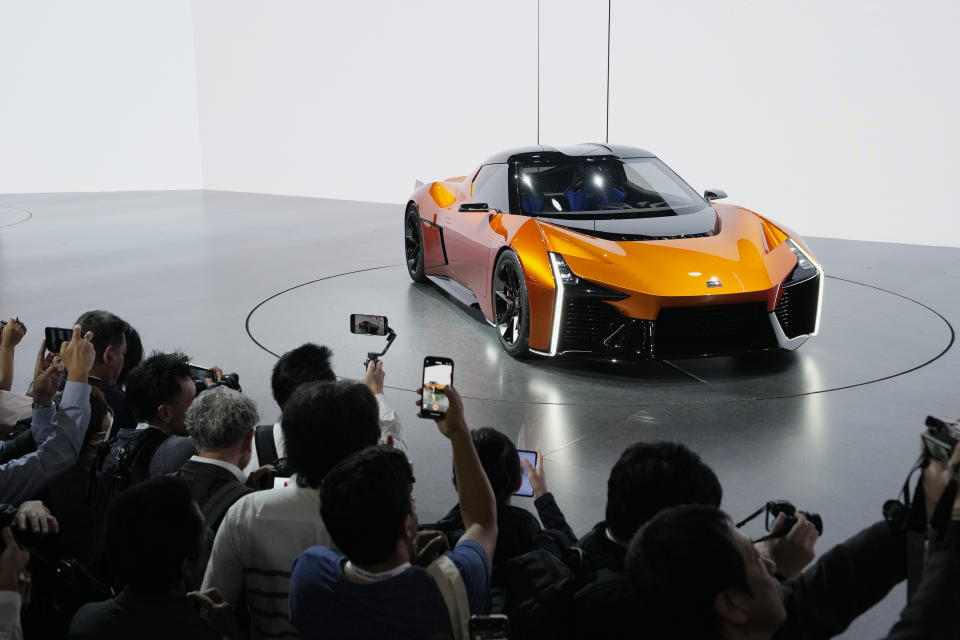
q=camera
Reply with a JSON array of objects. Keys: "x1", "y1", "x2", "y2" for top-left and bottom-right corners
[
  {"x1": 922, "y1": 415, "x2": 960, "y2": 463},
  {"x1": 765, "y1": 500, "x2": 823, "y2": 537},
  {"x1": 188, "y1": 363, "x2": 242, "y2": 394}
]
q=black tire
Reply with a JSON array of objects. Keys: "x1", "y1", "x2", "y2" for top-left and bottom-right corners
[
  {"x1": 492, "y1": 251, "x2": 530, "y2": 357},
  {"x1": 404, "y1": 204, "x2": 427, "y2": 283}
]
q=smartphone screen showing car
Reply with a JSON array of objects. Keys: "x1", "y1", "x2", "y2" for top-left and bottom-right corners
[
  {"x1": 350, "y1": 314, "x2": 388, "y2": 336},
  {"x1": 44, "y1": 327, "x2": 73, "y2": 354},
  {"x1": 420, "y1": 356, "x2": 453, "y2": 419},
  {"x1": 513, "y1": 449, "x2": 537, "y2": 497}
]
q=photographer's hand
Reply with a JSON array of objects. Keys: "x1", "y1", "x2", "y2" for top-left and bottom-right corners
[
  {"x1": 922, "y1": 441, "x2": 960, "y2": 522},
  {"x1": 364, "y1": 360, "x2": 385, "y2": 395},
  {"x1": 0, "y1": 318, "x2": 26, "y2": 392},
  {"x1": 522, "y1": 449, "x2": 548, "y2": 499},
  {"x1": 246, "y1": 465, "x2": 275, "y2": 490},
  {"x1": 188, "y1": 588, "x2": 247, "y2": 640},
  {"x1": 756, "y1": 512, "x2": 818, "y2": 578},
  {"x1": 60, "y1": 325, "x2": 96, "y2": 383},
  {"x1": 32, "y1": 345, "x2": 65, "y2": 407},
  {"x1": 0, "y1": 528, "x2": 30, "y2": 601},
  {"x1": 14, "y1": 501, "x2": 58, "y2": 536},
  {"x1": 0, "y1": 318, "x2": 26, "y2": 351},
  {"x1": 415, "y1": 385, "x2": 468, "y2": 439}
]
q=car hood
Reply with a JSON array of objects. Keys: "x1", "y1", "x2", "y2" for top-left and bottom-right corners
[{"x1": 535, "y1": 205, "x2": 797, "y2": 297}]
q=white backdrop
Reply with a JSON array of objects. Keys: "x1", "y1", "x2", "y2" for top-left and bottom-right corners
[
  {"x1": 1, "y1": 1, "x2": 957, "y2": 246},
  {"x1": 0, "y1": 1, "x2": 202, "y2": 193},
  {"x1": 192, "y1": 0, "x2": 537, "y2": 202}
]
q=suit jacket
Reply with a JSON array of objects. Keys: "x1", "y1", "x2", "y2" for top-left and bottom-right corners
[{"x1": 175, "y1": 459, "x2": 251, "y2": 533}]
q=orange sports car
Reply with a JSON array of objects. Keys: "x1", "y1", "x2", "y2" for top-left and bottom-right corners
[{"x1": 404, "y1": 144, "x2": 823, "y2": 359}]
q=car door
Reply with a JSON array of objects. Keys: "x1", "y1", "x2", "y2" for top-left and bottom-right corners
[{"x1": 441, "y1": 163, "x2": 510, "y2": 298}]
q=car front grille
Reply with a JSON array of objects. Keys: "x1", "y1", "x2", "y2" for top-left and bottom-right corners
[
  {"x1": 654, "y1": 302, "x2": 777, "y2": 358},
  {"x1": 774, "y1": 274, "x2": 820, "y2": 339}
]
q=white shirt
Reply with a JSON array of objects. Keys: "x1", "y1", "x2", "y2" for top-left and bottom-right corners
[
  {"x1": 0, "y1": 391, "x2": 32, "y2": 431},
  {"x1": 188, "y1": 455, "x2": 245, "y2": 482},
  {"x1": 202, "y1": 475, "x2": 330, "y2": 640}
]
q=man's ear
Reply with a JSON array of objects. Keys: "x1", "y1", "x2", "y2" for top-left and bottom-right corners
[
  {"x1": 100, "y1": 344, "x2": 113, "y2": 366},
  {"x1": 155, "y1": 403, "x2": 171, "y2": 426},
  {"x1": 714, "y1": 589, "x2": 749, "y2": 626},
  {"x1": 243, "y1": 429, "x2": 255, "y2": 453}
]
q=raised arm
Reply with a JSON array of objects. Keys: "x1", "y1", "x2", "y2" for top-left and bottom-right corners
[
  {"x1": 0, "y1": 319, "x2": 26, "y2": 393},
  {"x1": 419, "y1": 385, "x2": 497, "y2": 564},
  {"x1": 0, "y1": 327, "x2": 95, "y2": 506}
]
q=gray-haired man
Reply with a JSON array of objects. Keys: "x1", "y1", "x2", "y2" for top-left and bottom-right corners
[{"x1": 176, "y1": 387, "x2": 271, "y2": 533}]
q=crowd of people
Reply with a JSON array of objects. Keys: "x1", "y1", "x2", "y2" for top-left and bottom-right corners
[{"x1": 0, "y1": 310, "x2": 958, "y2": 639}]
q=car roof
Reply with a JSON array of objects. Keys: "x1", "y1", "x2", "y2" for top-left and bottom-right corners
[{"x1": 482, "y1": 143, "x2": 656, "y2": 164}]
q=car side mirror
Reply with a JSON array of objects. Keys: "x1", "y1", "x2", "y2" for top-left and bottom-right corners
[
  {"x1": 459, "y1": 202, "x2": 490, "y2": 212},
  {"x1": 704, "y1": 189, "x2": 727, "y2": 202}
]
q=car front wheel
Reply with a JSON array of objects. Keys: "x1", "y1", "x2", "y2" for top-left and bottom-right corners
[
  {"x1": 493, "y1": 251, "x2": 530, "y2": 357},
  {"x1": 404, "y1": 204, "x2": 427, "y2": 283}
]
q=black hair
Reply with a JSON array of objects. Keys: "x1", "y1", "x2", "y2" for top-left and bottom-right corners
[
  {"x1": 271, "y1": 343, "x2": 336, "y2": 409},
  {"x1": 102, "y1": 476, "x2": 204, "y2": 594},
  {"x1": 320, "y1": 445, "x2": 414, "y2": 566},
  {"x1": 76, "y1": 310, "x2": 129, "y2": 365},
  {"x1": 605, "y1": 441, "x2": 722, "y2": 541},
  {"x1": 469, "y1": 427, "x2": 521, "y2": 503},
  {"x1": 116, "y1": 324, "x2": 143, "y2": 387},
  {"x1": 626, "y1": 505, "x2": 747, "y2": 638},
  {"x1": 124, "y1": 351, "x2": 192, "y2": 422},
  {"x1": 281, "y1": 380, "x2": 380, "y2": 489}
]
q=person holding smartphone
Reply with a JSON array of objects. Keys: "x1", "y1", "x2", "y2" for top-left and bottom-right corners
[
  {"x1": 427, "y1": 428, "x2": 576, "y2": 566},
  {"x1": 288, "y1": 384, "x2": 498, "y2": 640}
]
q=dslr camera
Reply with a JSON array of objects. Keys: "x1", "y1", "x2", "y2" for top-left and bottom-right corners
[
  {"x1": 922, "y1": 415, "x2": 960, "y2": 463},
  {"x1": 188, "y1": 363, "x2": 242, "y2": 394}
]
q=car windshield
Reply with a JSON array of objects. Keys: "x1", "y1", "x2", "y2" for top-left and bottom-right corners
[{"x1": 515, "y1": 157, "x2": 706, "y2": 216}]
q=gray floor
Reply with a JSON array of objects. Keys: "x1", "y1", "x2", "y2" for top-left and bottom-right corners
[{"x1": 2, "y1": 190, "x2": 958, "y2": 637}]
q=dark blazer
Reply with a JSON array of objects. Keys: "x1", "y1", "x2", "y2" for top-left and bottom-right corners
[{"x1": 175, "y1": 459, "x2": 251, "y2": 533}]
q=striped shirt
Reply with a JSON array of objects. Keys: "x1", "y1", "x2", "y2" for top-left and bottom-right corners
[{"x1": 202, "y1": 475, "x2": 331, "y2": 639}]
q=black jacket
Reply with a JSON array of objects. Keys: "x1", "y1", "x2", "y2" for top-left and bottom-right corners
[
  {"x1": 577, "y1": 521, "x2": 626, "y2": 574},
  {"x1": 175, "y1": 459, "x2": 251, "y2": 533},
  {"x1": 776, "y1": 519, "x2": 960, "y2": 640},
  {"x1": 430, "y1": 492, "x2": 576, "y2": 566}
]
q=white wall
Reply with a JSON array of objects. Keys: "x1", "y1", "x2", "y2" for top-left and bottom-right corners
[
  {"x1": 192, "y1": 0, "x2": 538, "y2": 204},
  {"x1": 0, "y1": 1, "x2": 202, "y2": 193},
  {"x1": 609, "y1": 0, "x2": 960, "y2": 246},
  {"x1": 2, "y1": 1, "x2": 956, "y2": 245}
]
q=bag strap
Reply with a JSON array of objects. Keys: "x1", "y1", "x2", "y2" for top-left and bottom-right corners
[
  {"x1": 124, "y1": 428, "x2": 169, "y2": 481},
  {"x1": 426, "y1": 554, "x2": 471, "y2": 640},
  {"x1": 201, "y1": 481, "x2": 250, "y2": 530},
  {"x1": 254, "y1": 424, "x2": 278, "y2": 464}
]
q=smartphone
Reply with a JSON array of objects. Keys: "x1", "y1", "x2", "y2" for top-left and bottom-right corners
[
  {"x1": 513, "y1": 449, "x2": 538, "y2": 497},
  {"x1": 350, "y1": 314, "x2": 389, "y2": 336},
  {"x1": 188, "y1": 363, "x2": 217, "y2": 382},
  {"x1": 469, "y1": 614, "x2": 510, "y2": 640},
  {"x1": 273, "y1": 476, "x2": 291, "y2": 490},
  {"x1": 420, "y1": 356, "x2": 454, "y2": 419},
  {"x1": 44, "y1": 327, "x2": 73, "y2": 354}
]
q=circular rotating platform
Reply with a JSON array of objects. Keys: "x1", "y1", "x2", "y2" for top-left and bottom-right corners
[
  {"x1": 246, "y1": 266, "x2": 953, "y2": 406},
  {"x1": 0, "y1": 206, "x2": 32, "y2": 228}
]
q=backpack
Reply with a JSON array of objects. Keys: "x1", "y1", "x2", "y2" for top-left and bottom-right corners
[
  {"x1": 490, "y1": 547, "x2": 594, "y2": 640},
  {"x1": 90, "y1": 428, "x2": 169, "y2": 508},
  {"x1": 254, "y1": 424, "x2": 278, "y2": 464}
]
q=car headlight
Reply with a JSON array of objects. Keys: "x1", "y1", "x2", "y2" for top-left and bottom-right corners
[
  {"x1": 550, "y1": 253, "x2": 579, "y2": 286},
  {"x1": 784, "y1": 239, "x2": 820, "y2": 285}
]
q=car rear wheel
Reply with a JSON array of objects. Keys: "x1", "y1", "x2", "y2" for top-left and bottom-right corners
[
  {"x1": 493, "y1": 251, "x2": 530, "y2": 357},
  {"x1": 404, "y1": 204, "x2": 427, "y2": 283}
]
